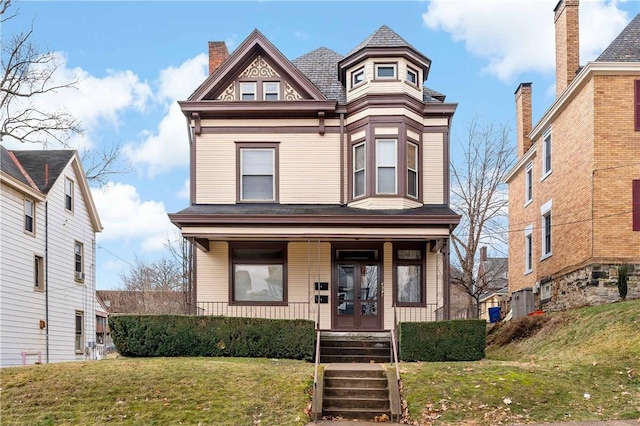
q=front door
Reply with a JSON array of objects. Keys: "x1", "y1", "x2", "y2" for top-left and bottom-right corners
[{"x1": 333, "y1": 253, "x2": 382, "y2": 330}]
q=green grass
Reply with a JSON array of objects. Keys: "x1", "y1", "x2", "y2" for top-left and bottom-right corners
[
  {"x1": 1, "y1": 357, "x2": 313, "y2": 426},
  {"x1": 2, "y1": 300, "x2": 639, "y2": 425}
]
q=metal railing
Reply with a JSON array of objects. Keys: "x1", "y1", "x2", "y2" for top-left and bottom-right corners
[
  {"x1": 196, "y1": 302, "x2": 312, "y2": 320},
  {"x1": 312, "y1": 329, "x2": 321, "y2": 422},
  {"x1": 389, "y1": 327, "x2": 402, "y2": 423},
  {"x1": 393, "y1": 303, "x2": 442, "y2": 323}
]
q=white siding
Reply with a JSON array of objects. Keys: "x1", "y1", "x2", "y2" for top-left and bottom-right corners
[
  {"x1": 423, "y1": 132, "x2": 445, "y2": 204},
  {"x1": 0, "y1": 160, "x2": 98, "y2": 366}
]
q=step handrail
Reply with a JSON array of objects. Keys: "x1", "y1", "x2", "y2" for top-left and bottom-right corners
[
  {"x1": 389, "y1": 327, "x2": 402, "y2": 423},
  {"x1": 312, "y1": 329, "x2": 321, "y2": 422}
]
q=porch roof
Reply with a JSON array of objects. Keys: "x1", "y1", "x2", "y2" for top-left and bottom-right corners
[{"x1": 169, "y1": 203, "x2": 460, "y2": 227}]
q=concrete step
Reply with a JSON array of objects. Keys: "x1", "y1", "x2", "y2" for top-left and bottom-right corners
[{"x1": 323, "y1": 376, "x2": 389, "y2": 389}]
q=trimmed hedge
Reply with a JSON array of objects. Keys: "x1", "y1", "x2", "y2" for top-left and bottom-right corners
[
  {"x1": 109, "y1": 315, "x2": 315, "y2": 361},
  {"x1": 399, "y1": 320, "x2": 486, "y2": 362}
]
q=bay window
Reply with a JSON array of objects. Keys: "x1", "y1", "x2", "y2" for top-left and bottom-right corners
[
  {"x1": 407, "y1": 142, "x2": 418, "y2": 198},
  {"x1": 353, "y1": 142, "x2": 366, "y2": 198},
  {"x1": 376, "y1": 139, "x2": 397, "y2": 194}
]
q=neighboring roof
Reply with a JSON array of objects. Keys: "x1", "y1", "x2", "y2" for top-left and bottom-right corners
[
  {"x1": 10, "y1": 150, "x2": 74, "y2": 194},
  {"x1": 345, "y1": 24, "x2": 413, "y2": 58},
  {"x1": 1, "y1": 145, "x2": 30, "y2": 187},
  {"x1": 424, "y1": 87, "x2": 446, "y2": 103},
  {"x1": 292, "y1": 47, "x2": 347, "y2": 103},
  {"x1": 596, "y1": 14, "x2": 640, "y2": 62}
]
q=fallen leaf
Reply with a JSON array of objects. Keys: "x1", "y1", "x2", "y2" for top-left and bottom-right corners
[{"x1": 503, "y1": 397, "x2": 512, "y2": 405}]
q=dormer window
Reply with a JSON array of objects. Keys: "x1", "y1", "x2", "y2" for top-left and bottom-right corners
[
  {"x1": 407, "y1": 67, "x2": 418, "y2": 85},
  {"x1": 351, "y1": 67, "x2": 365, "y2": 88},
  {"x1": 375, "y1": 63, "x2": 396, "y2": 79},
  {"x1": 240, "y1": 82, "x2": 257, "y2": 100},
  {"x1": 263, "y1": 82, "x2": 279, "y2": 101}
]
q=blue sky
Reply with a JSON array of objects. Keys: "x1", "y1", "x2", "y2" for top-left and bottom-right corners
[{"x1": 3, "y1": 1, "x2": 637, "y2": 289}]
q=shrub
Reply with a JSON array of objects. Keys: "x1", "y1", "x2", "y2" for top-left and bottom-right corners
[
  {"x1": 109, "y1": 315, "x2": 315, "y2": 361},
  {"x1": 399, "y1": 320, "x2": 486, "y2": 362},
  {"x1": 618, "y1": 264, "x2": 628, "y2": 301}
]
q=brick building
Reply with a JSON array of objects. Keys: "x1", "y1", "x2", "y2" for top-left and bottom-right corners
[{"x1": 505, "y1": 1, "x2": 640, "y2": 315}]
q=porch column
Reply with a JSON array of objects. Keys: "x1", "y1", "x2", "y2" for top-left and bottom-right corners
[{"x1": 443, "y1": 238, "x2": 451, "y2": 320}]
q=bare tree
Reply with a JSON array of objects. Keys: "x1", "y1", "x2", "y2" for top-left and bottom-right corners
[
  {"x1": 117, "y1": 236, "x2": 188, "y2": 314},
  {"x1": 1, "y1": 0, "x2": 126, "y2": 184},
  {"x1": 450, "y1": 117, "x2": 514, "y2": 318}
]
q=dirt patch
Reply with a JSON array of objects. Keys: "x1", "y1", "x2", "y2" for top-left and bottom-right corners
[{"x1": 486, "y1": 315, "x2": 551, "y2": 347}]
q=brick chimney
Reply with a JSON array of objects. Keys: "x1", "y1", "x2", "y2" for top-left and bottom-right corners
[
  {"x1": 208, "y1": 41, "x2": 229, "y2": 75},
  {"x1": 515, "y1": 82, "x2": 533, "y2": 158},
  {"x1": 554, "y1": 0, "x2": 580, "y2": 97},
  {"x1": 480, "y1": 246, "x2": 488, "y2": 262}
]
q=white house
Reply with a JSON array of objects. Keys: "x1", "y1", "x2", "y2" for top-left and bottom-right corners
[{"x1": 0, "y1": 146, "x2": 103, "y2": 367}]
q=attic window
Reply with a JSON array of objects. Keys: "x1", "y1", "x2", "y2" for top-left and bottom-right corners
[
  {"x1": 375, "y1": 63, "x2": 396, "y2": 79},
  {"x1": 240, "y1": 82, "x2": 257, "y2": 100},
  {"x1": 263, "y1": 82, "x2": 279, "y2": 101}
]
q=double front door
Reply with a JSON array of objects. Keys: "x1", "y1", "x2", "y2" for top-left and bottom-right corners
[{"x1": 333, "y1": 255, "x2": 382, "y2": 330}]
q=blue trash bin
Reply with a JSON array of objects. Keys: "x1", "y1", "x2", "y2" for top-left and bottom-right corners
[{"x1": 488, "y1": 307, "x2": 501, "y2": 323}]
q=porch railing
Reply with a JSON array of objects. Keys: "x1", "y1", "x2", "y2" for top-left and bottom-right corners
[
  {"x1": 196, "y1": 301, "x2": 313, "y2": 320},
  {"x1": 393, "y1": 303, "x2": 443, "y2": 323}
]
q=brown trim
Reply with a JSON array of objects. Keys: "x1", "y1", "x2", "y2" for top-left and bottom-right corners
[
  {"x1": 633, "y1": 179, "x2": 640, "y2": 231},
  {"x1": 340, "y1": 113, "x2": 345, "y2": 205},
  {"x1": 318, "y1": 111, "x2": 325, "y2": 135},
  {"x1": 393, "y1": 242, "x2": 427, "y2": 307},
  {"x1": 194, "y1": 238, "x2": 209, "y2": 252},
  {"x1": 193, "y1": 113, "x2": 201, "y2": 135},
  {"x1": 189, "y1": 118, "x2": 196, "y2": 204},
  {"x1": 180, "y1": 100, "x2": 337, "y2": 119},
  {"x1": 635, "y1": 80, "x2": 640, "y2": 132},
  {"x1": 338, "y1": 46, "x2": 431, "y2": 83},
  {"x1": 443, "y1": 237, "x2": 450, "y2": 320},
  {"x1": 235, "y1": 142, "x2": 280, "y2": 203},
  {"x1": 228, "y1": 241, "x2": 288, "y2": 306},
  {"x1": 200, "y1": 125, "x2": 341, "y2": 134},
  {"x1": 443, "y1": 130, "x2": 450, "y2": 206}
]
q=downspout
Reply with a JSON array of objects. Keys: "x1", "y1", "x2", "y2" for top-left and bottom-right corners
[
  {"x1": 444, "y1": 231, "x2": 451, "y2": 321},
  {"x1": 45, "y1": 201, "x2": 49, "y2": 363},
  {"x1": 339, "y1": 112, "x2": 345, "y2": 205}
]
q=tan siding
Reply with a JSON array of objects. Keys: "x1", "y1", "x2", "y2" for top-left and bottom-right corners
[
  {"x1": 348, "y1": 197, "x2": 422, "y2": 210},
  {"x1": 424, "y1": 118, "x2": 449, "y2": 126},
  {"x1": 382, "y1": 242, "x2": 394, "y2": 330},
  {"x1": 196, "y1": 242, "x2": 229, "y2": 302},
  {"x1": 423, "y1": 132, "x2": 444, "y2": 204},
  {"x1": 374, "y1": 127, "x2": 399, "y2": 136},
  {"x1": 407, "y1": 129, "x2": 420, "y2": 141},
  {"x1": 346, "y1": 108, "x2": 423, "y2": 125},
  {"x1": 196, "y1": 134, "x2": 236, "y2": 204},
  {"x1": 350, "y1": 130, "x2": 366, "y2": 142},
  {"x1": 183, "y1": 226, "x2": 450, "y2": 239}
]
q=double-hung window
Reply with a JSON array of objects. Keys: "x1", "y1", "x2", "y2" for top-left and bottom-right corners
[
  {"x1": 395, "y1": 245, "x2": 424, "y2": 306},
  {"x1": 542, "y1": 130, "x2": 552, "y2": 178},
  {"x1": 65, "y1": 178, "x2": 74, "y2": 212},
  {"x1": 231, "y1": 243, "x2": 286, "y2": 304},
  {"x1": 541, "y1": 200, "x2": 552, "y2": 259},
  {"x1": 240, "y1": 82, "x2": 257, "y2": 100},
  {"x1": 524, "y1": 225, "x2": 533, "y2": 274},
  {"x1": 353, "y1": 142, "x2": 366, "y2": 198},
  {"x1": 24, "y1": 198, "x2": 35, "y2": 233},
  {"x1": 525, "y1": 162, "x2": 533, "y2": 205},
  {"x1": 633, "y1": 179, "x2": 640, "y2": 231},
  {"x1": 376, "y1": 139, "x2": 397, "y2": 194},
  {"x1": 75, "y1": 311, "x2": 84, "y2": 353},
  {"x1": 239, "y1": 144, "x2": 278, "y2": 202},
  {"x1": 407, "y1": 142, "x2": 418, "y2": 198},
  {"x1": 263, "y1": 82, "x2": 279, "y2": 101},
  {"x1": 34, "y1": 255, "x2": 44, "y2": 290},
  {"x1": 74, "y1": 241, "x2": 84, "y2": 281}
]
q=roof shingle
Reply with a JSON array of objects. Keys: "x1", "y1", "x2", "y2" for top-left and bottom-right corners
[{"x1": 596, "y1": 14, "x2": 640, "y2": 62}]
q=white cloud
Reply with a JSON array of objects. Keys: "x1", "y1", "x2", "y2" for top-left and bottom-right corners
[
  {"x1": 2, "y1": 52, "x2": 152, "y2": 151},
  {"x1": 124, "y1": 54, "x2": 209, "y2": 176},
  {"x1": 423, "y1": 0, "x2": 630, "y2": 82},
  {"x1": 92, "y1": 182, "x2": 176, "y2": 252},
  {"x1": 123, "y1": 102, "x2": 190, "y2": 176},
  {"x1": 177, "y1": 178, "x2": 190, "y2": 200}
]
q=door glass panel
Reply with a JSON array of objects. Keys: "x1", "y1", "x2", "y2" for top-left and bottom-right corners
[
  {"x1": 360, "y1": 264, "x2": 378, "y2": 301},
  {"x1": 361, "y1": 302, "x2": 377, "y2": 316},
  {"x1": 337, "y1": 265, "x2": 355, "y2": 315}
]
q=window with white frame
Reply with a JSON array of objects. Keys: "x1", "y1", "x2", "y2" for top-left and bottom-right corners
[
  {"x1": 263, "y1": 82, "x2": 279, "y2": 101},
  {"x1": 239, "y1": 145, "x2": 277, "y2": 202},
  {"x1": 34, "y1": 255, "x2": 44, "y2": 290},
  {"x1": 542, "y1": 130, "x2": 552, "y2": 178},
  {"x1": 65, "y1": 178, "x2": 74, "y2": 212},
  {"x1": 74, "y1": 241, "x2": 84, "y2": 281},
  {"x1": 407, "y1": 142, "x2": 418, "y2": 198},
  {"x1": 230, "y1": 243, "x2": 286, "y2": 304},
  {"x1": 240, "y1": 82, "x2": 257, "y2": 100},
  {"x1": 525, "y1": 162, "x2": 533, "y2": 205},
  {"x1": 353, "y1": 142, "x2": 366, "y2": 198},
  {"x1": 376, "y1": 139, "x2": 397, "y2": 194},
  {"x1": 407, "y1": 67, "x2": 418, "y2": 85},
  {"x1": 75, "y1": 311, "x2": 84, "y2": 353},
  {"x1": 524, "y1": 225, "x2": 533, "y2": 274},
  {"x1": 24, "y1": 198, "x2": 34, "y2": 233},
  {"x1": 351, "y1": 67, "x2": 365, "y2": 88},
  {"x1": 541, "y1": 200, "x2": 552, "y2": 259},
  {"x1": 375, "y1": 63, "x2": 396, "y2": 79}
]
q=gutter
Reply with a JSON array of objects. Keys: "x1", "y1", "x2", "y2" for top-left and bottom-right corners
[{"x1": 45, "y1": 201, "x2": 49, "y2": 364}]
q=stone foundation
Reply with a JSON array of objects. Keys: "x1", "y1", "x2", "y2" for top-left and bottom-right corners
[{"x1": 539, "y1": 263, "x2": 640, "y2": 312}]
